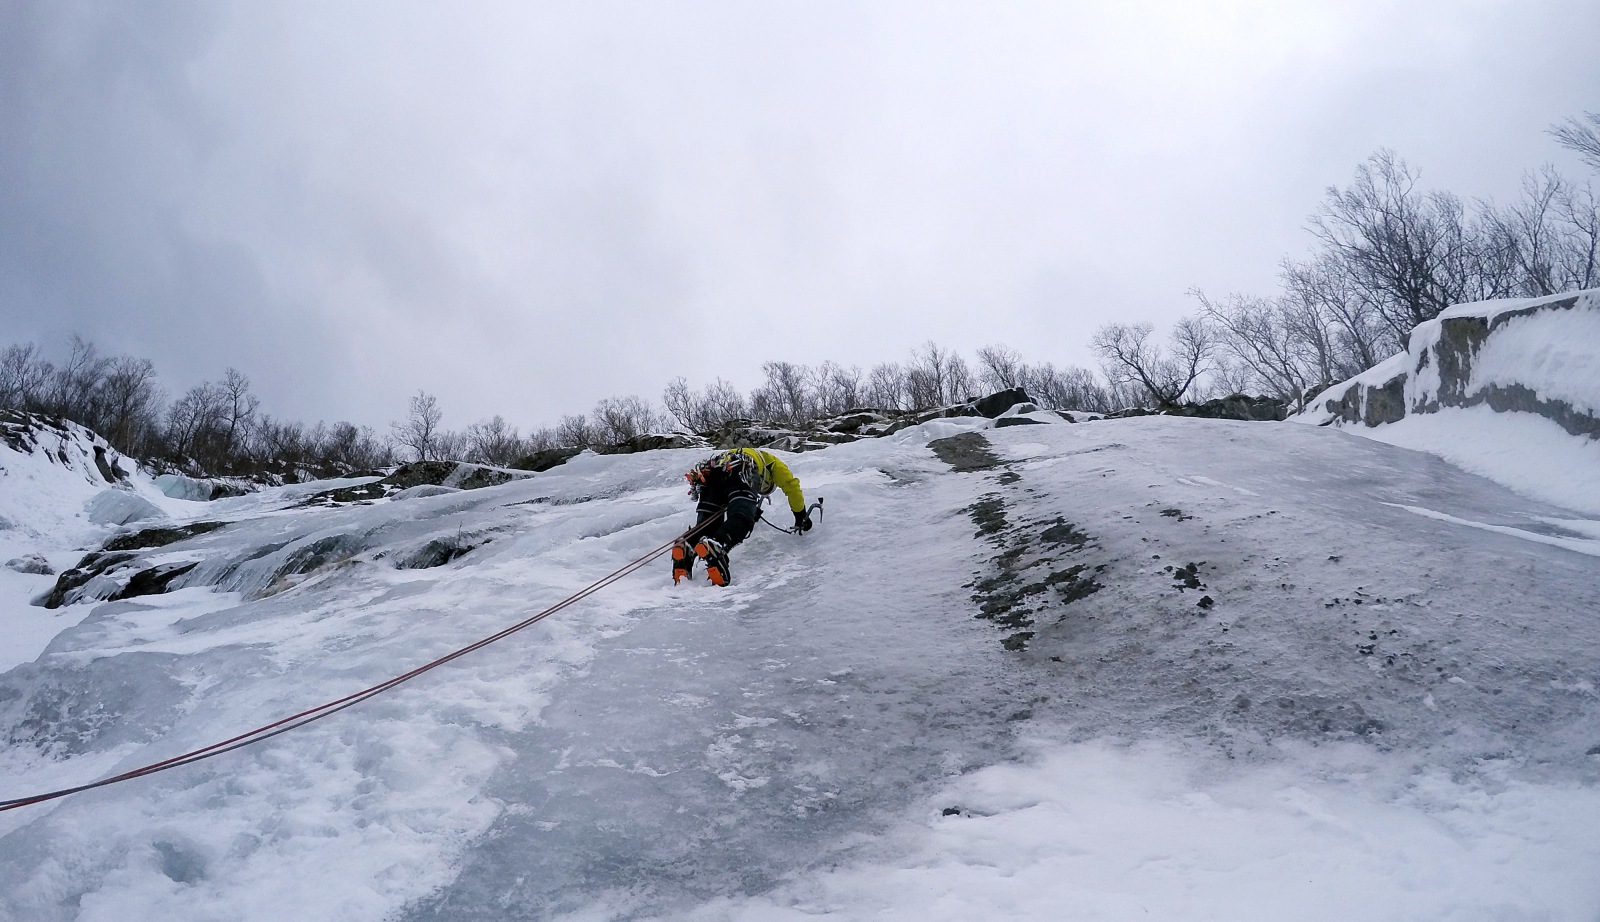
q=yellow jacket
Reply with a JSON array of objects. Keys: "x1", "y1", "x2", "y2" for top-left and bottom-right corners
[{"x1": 727, "y1": 447, "x2": 806, "y2": 512}]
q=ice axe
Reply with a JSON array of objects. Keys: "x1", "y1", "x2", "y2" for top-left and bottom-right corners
[{"x1": 764, "y1": 496, "x2": 823, "y2": 535}]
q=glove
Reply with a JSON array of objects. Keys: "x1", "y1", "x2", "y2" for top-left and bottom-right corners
[{"x1": 793, "y1": 509, "x2": 813, "y2": 533}]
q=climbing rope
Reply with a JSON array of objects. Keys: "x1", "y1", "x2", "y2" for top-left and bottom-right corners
[{"x1": 0, "y1": 516, "x2": 714, "y2": 813}]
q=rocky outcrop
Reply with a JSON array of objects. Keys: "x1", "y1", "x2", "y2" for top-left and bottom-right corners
[
  {"x1": 595, "y1": 433, "x2": 711, "y2": 456},
  {"x1": 513, "y1": 389, "x2": 1047, "y2": 474},
  {"x1": 1106, "y1": 394, "x2": 1288, "y2": 422},
  {"x1": 153, "y1": 472, "x2": 251, "y2": 501},
  {"x1": 0, "y1": 410, "x2": 132, "y2": 485},
  {"x1": 1164, "y1": 394, "x2": 1288, "y2": 422},
  {"x1": 302, "y1": 460, "x2": 534, "y2": 506},
  {"x1": 1304, "y1": 290, "x2": 1600, "y2": 438}
]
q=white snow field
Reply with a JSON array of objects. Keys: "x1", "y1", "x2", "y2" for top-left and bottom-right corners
[{"x1": 1, "y1": 414, "x2": 1598, "y2": 920}]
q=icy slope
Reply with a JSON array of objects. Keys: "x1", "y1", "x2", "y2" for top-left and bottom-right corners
[{"x1": 0, "y1": 415, "x2": 1597, "y2": 920}]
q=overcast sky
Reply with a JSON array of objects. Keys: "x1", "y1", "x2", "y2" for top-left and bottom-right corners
[{"x1": 3, "y1": 0, "x2": 1597, "y2": 433}]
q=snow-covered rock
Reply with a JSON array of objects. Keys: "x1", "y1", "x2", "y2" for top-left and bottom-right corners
[
  {"x1": 1304, "y1": 288, "x2": 1600, "y2": 437},
  {"x1": 83, "y1": 488, "x2": 168, "y2": 526},
  {"x1": 0, "y1": 410, "x2": 130, "y2": 487},
  {"x1": 1298, "y1": 289, "x2": 1600, "y2": 514},
  {"x1": 0, "y1": 411, "x2": 168, "y2": 550},
  {"x1": 152, "y1": 472, "x2": 251, "y2": 502},
  {"x1": 2, "y1": 555, "x2": 51, "y2": 576}
]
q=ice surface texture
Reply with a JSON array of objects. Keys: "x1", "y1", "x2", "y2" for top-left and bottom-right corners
[{"x1": 0, "y1": 416, "x2": 1596, "y2": 920}]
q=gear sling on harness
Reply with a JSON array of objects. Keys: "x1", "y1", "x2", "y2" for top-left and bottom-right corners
[{"x1": 683, "y1": 451, "x2": 767, "y2": 551}]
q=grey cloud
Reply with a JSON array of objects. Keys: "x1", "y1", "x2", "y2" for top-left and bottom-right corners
[{"x1": 4, "y1": 0, "x2": 1600, "y2": 433}]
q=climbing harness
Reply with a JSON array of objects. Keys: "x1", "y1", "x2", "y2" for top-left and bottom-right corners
[
  {"x1": 685, "y1": 449, "x2": 764, "y2": 500},
  {"x1": 0, "y1": 513, "x2": 721, "y2": 813}
]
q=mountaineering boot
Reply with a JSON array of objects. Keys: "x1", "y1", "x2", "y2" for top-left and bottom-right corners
[
  {"x1": 694, "y1": 537, "x2": 731, "y2": 587},
  {"x1": 671, "y1": 540, "x2": 694, "y2": 584}
]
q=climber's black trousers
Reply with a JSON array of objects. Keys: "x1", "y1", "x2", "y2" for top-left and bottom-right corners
[{"x1": 689, "y1": 473, "x2": 761, "y2": 549}]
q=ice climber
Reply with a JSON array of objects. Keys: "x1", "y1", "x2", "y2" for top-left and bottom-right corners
[{"x1": 674, "y1": 447, "x2": 812, "y2": 586}]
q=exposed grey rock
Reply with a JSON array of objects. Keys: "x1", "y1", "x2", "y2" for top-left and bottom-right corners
[
  {"x1": 514, "y1": 447, "x2": 585, "y2": 473},
  {"x1": 821, "y1": 411, "x2": 887, "y2": 434},
  {"x1": 1164, "y1": 394, "x2": 1289, "y2": 422},
  {"x1": 399, "y1": 537, "x2": 477, "y2": 569},
  {"x1": 102, "y1": 521, "x2": 226, "y2": 552},
  {"x1": 595, "y1": 433, "x2": 711, "y2": 455},
  {"x1": 928, "y1": 432, "x2": 1004, "y2": 472},
  {"x1": 109, "y1": 562, "x2": 199, "y2": 602},
  {"x1": 972, "y1": 387, "x2": 1034, "y2": 418}
]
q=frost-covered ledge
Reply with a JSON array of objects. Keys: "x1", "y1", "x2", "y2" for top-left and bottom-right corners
[{"x1": 1301, "y1": 289, "x2": 1600, "y2": 439}]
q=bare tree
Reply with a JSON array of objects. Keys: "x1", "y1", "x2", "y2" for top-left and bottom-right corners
[
  {"x1": 906, "y1": 342, "x2": 972, "y2": 408},
  {"x1": 525, "y1": 426, "x2": 559, "y2": 453},
  {"x1": 98, "y1": 356, "x2": 161, "y2": 453},
  {"x1": 1090, "y1": 319, "x2": 1213, "y2": 408},
  {"x1": 1193, "y1": 290, "x2": 1323, "y2": 409},
  {"x1": 45, "y1": 335, "x2": 109, "y2": 422},
  {"x1": 1024, "y1": 363, "x2": 1113, "y2": 412},
  {"x1": 463, "y1": 415, "x2": 524, "y2": 466},
  {"x1": 1057, "y1": 365, "x2": 1114, "y2": 412},
  {"x1": 946, "y1": 352, "x2": 976, "y2": 404},
  {"x1": 322, "y1": 421, "x2": 390, "y2": 470},
  {"x1": 975, "y1": 345, "x2": 1026, "y2": 392},
  {"x1": 663, "y1": 377, "x2": 749, "y2": 432},
  {"x1": 1281, "y1": 255, "x2": 1397, "y2": 377},
  {"x1": 591, "y1": 395, "x2": 661, "y2": 444},
  {"x1": 1309, "y1": 150, "x2": 1491, "y2": 338},
  {"x1": 1551, "y1": 111, "x2": 1600, "y2": 172},
  {"x1": 863, "y1": 362, "x2": 907, "y2": 410},
  {"x1": 0, "y1": 343, "x2": 52, "y2": 411},
  {"x1": 662, "y1": 377, "x2": 697, "y2": 431},
  {"x1": 555, "y1": 413, "x2": 595, "y2": 448},
  {"x1": 254, "y1": 416, "x2": 309, "y2": 468},
  {"x1": 701, "y1": 379, "x2": 749, "y2": 427},
  {"x1": 814, "y1": 362, "x2": 864, "y2": 416},
  {"x1": 750, "y1": 361, "x2": 816, "y2": 426},
  {"x1": 1555, "y1": 178, "x2": 1600, "y2": 291},
  {"x1": 219, "y1": 368, "x2": 260, "y2": 460},
  {"x1": 393, "y1": 390, "x2": 444, "y2": 461},
  {"x1": 167, "y1": 381, "x2": 229, "y2": 463},
  {"x1": 1489, "y1": 167, "x2": 1566, "y2": 296}
]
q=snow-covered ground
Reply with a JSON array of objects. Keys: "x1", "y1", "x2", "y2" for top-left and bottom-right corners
[{"x1": 1, "y1": 413, "x2": 1597, "y2": 920}]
